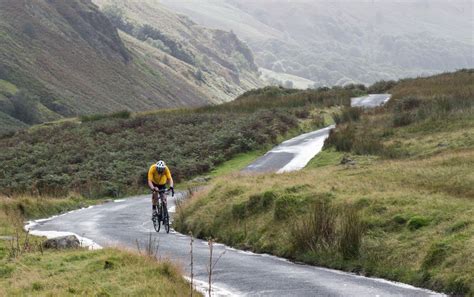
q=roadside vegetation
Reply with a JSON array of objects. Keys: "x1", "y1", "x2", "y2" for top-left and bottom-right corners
[
  {"x1": 0, "y1": 86, "x2": 363, "y2": 198},
  {"x1": 0, "y1": 196, "x2": 201, "y2": 296},
  {"x1": 174, "y1": 70, "x2": 474, "y2": 296}
]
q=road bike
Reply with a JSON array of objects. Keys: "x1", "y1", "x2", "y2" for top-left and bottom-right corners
[{"x1": 152, "y1": 188, "x2": 172, "y2": 233}]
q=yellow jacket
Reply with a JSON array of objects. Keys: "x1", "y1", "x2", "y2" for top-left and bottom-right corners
[{"x1": 148, "y1": 164, "x2": 172, "y2": 185}]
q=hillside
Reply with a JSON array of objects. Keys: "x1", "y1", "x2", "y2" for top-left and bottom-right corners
[
  {"x1": 160, "y1": 0, "x2": 473, "y2": 87},
  {"x1": 0, "y1": 81, "x2": 364, "y2": 198},
  {"x1": 174, "y1": 70, "x2": 474, "y2": 295},
  {"x1": 0, "y1": 0, "x2": 262, "y2": 133},
  {"x1": 96, "y1": 0, "x2": 262, "y2": 100}
]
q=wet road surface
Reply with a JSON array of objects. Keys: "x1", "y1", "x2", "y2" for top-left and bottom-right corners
[{"x1": 29, "y1": 195, "x2": 442, "y2": 296}]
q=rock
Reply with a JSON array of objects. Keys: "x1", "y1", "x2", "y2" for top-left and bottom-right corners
[
  {"x1": 104, "y1": 260, "x2": 114, "y2": 270},
  {"x1": 42, "y1": 235, "x2": 80, "y2": 249},
  {"x1": 340, "y1": 156, "x2": 356, "y2": 165},
  {"x1": 191, "y1": 176, "x2": 211, "y2": 183}
]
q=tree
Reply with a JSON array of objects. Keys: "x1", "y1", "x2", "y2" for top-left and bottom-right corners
[{"x1": 11, "y1": 91, "x2": 41, "y2": 124}]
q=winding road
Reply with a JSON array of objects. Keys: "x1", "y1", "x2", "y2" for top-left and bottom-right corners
[{"x1": 27, "y1": 94, "x2": 444, "y2": 296}]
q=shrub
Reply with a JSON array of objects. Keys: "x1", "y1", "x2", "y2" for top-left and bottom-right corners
[
  {"x1": 232, "y1": 202, "x2": 247, "y2": 220},
  {"x1": 294, "y1": 108, "x2": 310, "y2": 119},
  {"x1": 333, "y1": 107, "x2": 362, "y2": 124},
  {"x1": 353, "y1": 134, "x2": 384, "y2": 155},
  {"x1": 367, "y1": 79, "x2": 397, "y2": 93},
  {"x1": 392, "y1": 214, "x2": 408, "y2": 225},
  {"x1": 325, "y1": 125, "x2": 355, "y2": 152},
  {"x1": 291, "y1": 199, "x2": 337, "y2": 252},
  {"x1": 10, "y1": 91, "x2": 41, "y2": 124},
  {"x1": 311, "y1": 114, "x2": 325, "y2": 128},
  {"x1": 392, "y1": 111, "x2": 414, "y2": 127},
  {"x1": 246, "y1": 191, "x2": 275, "y2": 214},
  {"x1": 339, "y1": 206, "x2": 365, "y2": 259},
  {"x1": 274, "y1": 195, "x2": 301, "y2": 220},
  {"x1": 80, "y1": 110, "x2": 130, "y2": 122}
]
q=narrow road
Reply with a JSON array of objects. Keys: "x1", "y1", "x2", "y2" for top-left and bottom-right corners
[
  {"x1": 243, "y1": 125, "x2": 334, "y2": 173},
  {"x1": 243, "y1": 93, "x2": 391, "y2": 173},
  {"x1": 29, "y1": 195, "x2": 441, "y2": 297},
  {"x1": 27, "y1": 94, "x2": 442, "y2": 296},
  {"x1": 351, "y1": 94, "x2": 391, "y2": 108}
]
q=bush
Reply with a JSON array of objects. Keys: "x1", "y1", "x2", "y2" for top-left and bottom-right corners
[
  {"x1": 392, "y1": 214, "x2": 408, "y2": 225},
  {"x1": 232, "y1": 202, "x2": 247, "y2": 220},
  {"x1": 333, "y1": 107, "x2": 362, "y2": 124},
  {"x1": 325, "y1": 125, "x2": 355, "y2": 152},
  {"x1": 339, "y1": 206, "x2": 364, "y2": 259},
  {"x1": 80, "y1": 110, "x2": 130, "y2": 122},
  {"x1": 274, "y1": 195, "x2": 301, "y2": 220},
  {"x1": 246, "y1": 191, "x2": 275, "y2": 213},
  {"x1": 367, "y1": 80, "x2": 397, "y2": 93},
  {"x1": 291, "y1": 199, "x2": 337, "y2": 252}
]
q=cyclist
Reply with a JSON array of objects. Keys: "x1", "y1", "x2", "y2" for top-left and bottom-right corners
[{"x1": 147, "y1": 160, "x2": 174, "y2": 215}]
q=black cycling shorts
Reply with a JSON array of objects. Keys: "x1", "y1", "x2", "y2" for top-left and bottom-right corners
[{"x1": 152, "y1": 182, "x2": 166, "y2": 190}]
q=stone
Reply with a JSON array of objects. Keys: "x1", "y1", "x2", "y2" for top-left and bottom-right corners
[
  {"x1": 42, "y1": 235, "x2": 80, "y2": 249},
  {"x1": 437, "y1": 142, "x2": 448, "y2": 148},
  {"x1": 340, "y1": 156, "x2": 356, "y2": 165},
  {"x1": 191, "y1": 176, "x2": 211, "y2": 183}
]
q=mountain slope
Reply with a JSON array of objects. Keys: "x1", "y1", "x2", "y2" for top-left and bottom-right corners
[
  {"x1": 94, "y1": 0, "x2": 262, "y2": 98},
  {"x1": 0, "y1": 0, "x2": 262, "y2": 132},
  {"x1": 160, "y1": 0, "x2": 473, "y2": 86}
]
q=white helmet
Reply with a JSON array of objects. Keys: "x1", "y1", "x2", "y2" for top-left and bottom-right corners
[{"x1": 156, "y1": 160, "x2": 166, "y2": 172}]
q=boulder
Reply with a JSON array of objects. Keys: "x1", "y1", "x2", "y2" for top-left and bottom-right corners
[
  {"x1": 340, "y1": 156, "x2": 356, "y2": 165},
  {"x1": 42, "y1": 235, "x2": 80, "y2": 249},
  {"x1": 191, "y1": 176, "x2": 211, "y2": 183}
]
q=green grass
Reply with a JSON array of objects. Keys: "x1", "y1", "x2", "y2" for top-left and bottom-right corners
[
  {"x1": 0, "y1": 248, "x2": 199, "y2": 296},
  {"x1": 174, "y1": 71, "x2": 474, "y2": 296},
  {"x1": 0, "y1": 196, "x2": 200, "y2": 296},
  {"x1": 0, "y1": 79, "x2": 18, "y2": 96},
  {"x1": 210, "y1": 150, "x2": 265, "y2": 176}
]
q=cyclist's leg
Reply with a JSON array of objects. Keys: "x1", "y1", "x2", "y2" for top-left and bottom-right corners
[
  {"x1": 152, "y1": 182, "x2": 159, "y2": 214},
  {"x1": 157, "y1": 185, "x2": 167, "y2": 218},
  {"x1": 158, "y1": 184, "x2": 167, "y2": 205}
]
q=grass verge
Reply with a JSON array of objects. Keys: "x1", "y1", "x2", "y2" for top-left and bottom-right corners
[
  {"x1": 0, "y1": 196, "x2": 200, "y2": 296},
  {"x1": 0, "y1": 247, "x2": 198, "y2": 296},
  {"x1": 174, "y1": 70, "x2": 474, "y2": 296}
]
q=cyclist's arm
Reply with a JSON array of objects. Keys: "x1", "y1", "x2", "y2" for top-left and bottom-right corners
[
  {"x1": 165, "y1": 167, "x2": 174, "y2": 188},
  {"x1": 148, "y1": 180, "x2": 156, "y2": 191},
  {"x1": 167, "y1": 177, "x2": 174, "y2": 188},
  {"x1": 147, "y1": 166, "x2": 157, "y2": 191}
]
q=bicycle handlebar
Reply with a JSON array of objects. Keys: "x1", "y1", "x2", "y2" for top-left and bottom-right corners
[{"x1": 152, "y1": 188, "x2": 171, "y2": 193}]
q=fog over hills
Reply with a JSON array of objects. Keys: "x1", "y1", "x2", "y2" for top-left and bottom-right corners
[{"x1": 161, "y1": 0, "x2": 474, "y2": 86}]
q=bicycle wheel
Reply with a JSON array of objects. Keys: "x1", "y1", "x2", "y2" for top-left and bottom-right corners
[
  {"x1": 153, "y1": 210, "x2": 161, "y2": 232},
  {"x1": 163, "y1": 205, "x2": 170, "y2": 233}
]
